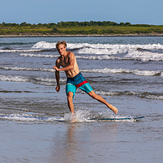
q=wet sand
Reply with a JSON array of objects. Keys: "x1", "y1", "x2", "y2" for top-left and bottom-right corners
[{"x1": 0, "y1": 111, "x2": 163, "y2": 163}]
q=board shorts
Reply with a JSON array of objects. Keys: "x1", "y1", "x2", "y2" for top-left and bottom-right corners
[{"x1": 66, "y1": 72, "x2": 93, "y2": 98}]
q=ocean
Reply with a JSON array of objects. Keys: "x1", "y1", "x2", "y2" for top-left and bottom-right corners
[{"x1": 0, "y1": 36, "x2": 163, "y2": 163}]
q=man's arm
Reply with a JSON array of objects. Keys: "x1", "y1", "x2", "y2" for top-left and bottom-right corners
[
  {"x1": 53, "y1": 52, "x2": 75, "y2": 72},
  {"x1": 54, "y1": 59, "x2": 60, "y2": 92}
]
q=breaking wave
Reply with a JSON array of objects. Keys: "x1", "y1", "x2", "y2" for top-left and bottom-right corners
[
  {"x1": 0, "y1": 66, "x2": 55, "y2": 72},
  {"x1": 81, "y1": 68, "x2": 162, "y2": 76},
  {"x1": 96, "y1": 90, "x2": 163, "y2": 100},
  {"x1": 29, "y1": 42, "x2": 163, "y2": 61},
  {"x1": 20, "y1": 52, "x2": 163, "y2": 62},
  {"x1": 20, "y1": 53, "x2": 59, "y2": 58},
  {"x1": 0, "y1": 49, "x2": 51, "y2": 53},
  {"x1": 1, "y1": 41, "x2": 163, "y2": 62},
  {"x1": 0, "y1": 75, "x2": 66, "y2": 86},
  {"x1": 0, "y1": 67, "x2": 162, "y2": 76},
  {"x1": 0, "y1": 75, "x2": 162, "y2": 100}
]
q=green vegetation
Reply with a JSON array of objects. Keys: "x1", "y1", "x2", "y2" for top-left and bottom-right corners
[{"x1": 0, "y1": 21, "x2": 163, "y2": 35}]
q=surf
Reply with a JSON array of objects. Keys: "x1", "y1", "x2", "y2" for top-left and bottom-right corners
[{"x1": 0, "y1": 110, "x2": 145, "y2": 123}]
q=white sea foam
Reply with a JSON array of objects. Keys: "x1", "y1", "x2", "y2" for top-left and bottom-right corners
[
  {"x1": 125, "y1": 50, "x2": 163, "y2": 62},
  {"x1": 77, "y1": 43, "x2": 163, "y2": 62},
  {"x1": 69, "y1": 43, "x2": 163, "y2": 51},
  {"x1": 20, "y1": 53, "x2": 123, "y2": 60},
  {"x1": 81, "y1": 68, "x2": 161, "y2": 76},
  {"x1": 78, "y1": 46, "x2": 129, "y2": 55},
  {"x1": 0, "y1": 75, "x2": 29, "y2": 82},
  {"x1": 132, "y1": 70, "x2": 160, "y2": 76},
  {"x1": 20, "y1": 52, "x2": 163, "y2": 62},
  {"x1": 0, "y1": 114, "x2": 39, "y2": 121},
  {"x1": 78, "y1": 48, "x2": 163, "y2": 62},
  {"x1": 0, "y1": 49, "x2": 43, "y2": 53},
  {"x1": 146, "y1": 95, "x2": 163, "y2": 100},
  {"x1": 76, "y1": 55, "x2": 124, "y2": 60},
  {"x1": 35, "y1": 77, "x2": 66, "y2": 83},
  {"x1": 20, "y1": 53, "x2": 59, "y2": 58},
  {"x1": 32, "y1": 41, "x2": 56, "y2": 49},
  {"x1": 0, "y1": 114, "x2": 63, "y2": 122},
  {"x1": 0, "y1": 113, "x2": 143, "y2": 122},
  {"x1": 1, "y1": 66, "x2": 161, "y2": 77},
  {"x1": 96, "y1": 90, "x2": 163, "y2": 100},
  {"x1": 32, "y1": 42, "x2": 93, "y2": 50},
  {"x1": 64, "y1": 110, "x2": 140, "y2": 122},
  {"x1": 96, "y1": 90, "x2": 140, "y2": 96},
  {"x1": 64, "y1": 110, "x2": 92, "y2": 122},
  {"x1": 0, "y1": 74, "x2": 66, "y2": 84},
  {"x1": 96, "y1": 91, "x2": 117, "y2": 96},
  {"x1": 0, "y1": 110, "x2": 150, "y2": 122},
  {"x1": 32, "y1": 41, "x2": 163, "y2": 50},
  {"x1": 161, "y1": 72, "x2": 163, "y2": 76},
  {"x1": 1, "y1": 41, "x2": 163, "y2": 62},
  {"x1": 0, "y1": 111, "x2": 93, "y2": 122},
  {"x1": 0, "y1": 66, "x2": 55, "y2": 72},
  {"x1": 31, "y1": 41, "x2": 163, "y2": 61}
]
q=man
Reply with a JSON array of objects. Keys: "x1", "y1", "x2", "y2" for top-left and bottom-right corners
[{"x1": 53, "y1": 41, "x2": 118, "y2": 117}]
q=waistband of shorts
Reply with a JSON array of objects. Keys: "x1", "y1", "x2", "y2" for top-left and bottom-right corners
[{"x1": 67, "y1": 72, "x2": 81, "y2": 79}]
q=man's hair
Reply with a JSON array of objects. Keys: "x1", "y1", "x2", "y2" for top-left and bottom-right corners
[{"x1": 56, "y1": 41, "x2": 67, "y2": 49}]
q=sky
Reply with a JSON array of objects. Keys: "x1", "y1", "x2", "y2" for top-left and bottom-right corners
[{"x1": 0, "y1": 0, "x2": 163, "y2": 25}]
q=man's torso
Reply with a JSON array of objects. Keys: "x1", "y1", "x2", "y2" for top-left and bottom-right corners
[{"x1": 59, "y1": 52, "x2": 79, "y2": 78}]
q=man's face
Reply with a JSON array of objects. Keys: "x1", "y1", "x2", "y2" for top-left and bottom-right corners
[{"x1": 57, "y1": 44, "x2": 66, "y2": 56}]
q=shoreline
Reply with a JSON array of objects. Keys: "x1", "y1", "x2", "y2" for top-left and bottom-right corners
[{"x1": 0, "y1": 33, "x2": 163, "y2": 38}]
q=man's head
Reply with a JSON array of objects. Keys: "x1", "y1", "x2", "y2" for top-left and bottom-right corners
[
  {"x1": 56, "y1": 41, "x2": 67, "y2": 56},
  {"x1": 56, "y1": 41, "x2": 67, "y2": 50}
]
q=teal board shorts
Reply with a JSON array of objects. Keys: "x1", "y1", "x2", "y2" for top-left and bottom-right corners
[{"x1": 66, "y1": 72, "x2": 93, "y2": 98}]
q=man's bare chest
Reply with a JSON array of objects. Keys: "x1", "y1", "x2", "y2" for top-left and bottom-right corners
[{"x1": 60, "y1": 57, "x2": 69, "y2": 67}]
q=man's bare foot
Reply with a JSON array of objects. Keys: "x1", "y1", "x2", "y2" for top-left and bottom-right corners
[
  {"x1": 71, "y1": 118, "x2": 76, "y2": 123},
  {"x1": 108, "y1": 105, "x2": 118, "y2": 114},
  {"x1": 70, "y1": 113, "x2": 76, "y2": 123}
]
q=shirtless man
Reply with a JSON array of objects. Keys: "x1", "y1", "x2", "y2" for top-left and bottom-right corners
[{"x1": 53, "y1": 41, "x2": 118, "y2": 116}]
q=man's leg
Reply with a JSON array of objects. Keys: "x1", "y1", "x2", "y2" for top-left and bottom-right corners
[
  {"x1": 67, "y1": 92, "x2": 76, "y2": 122},
  {"x1": 67, "y1": 92, "x2": 75, "y2": 113},
  {"x1": 88, "y1": 90, "x2": 118, "y2": 114}
]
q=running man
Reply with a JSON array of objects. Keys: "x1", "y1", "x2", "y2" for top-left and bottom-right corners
[{"x1": 53, "y1": 41, "x2": 118, "y2": 116}]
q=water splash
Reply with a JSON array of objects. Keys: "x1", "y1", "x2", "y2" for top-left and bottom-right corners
[{"x1": 0, "y1": 110, "x2": 143, "y2": 123}]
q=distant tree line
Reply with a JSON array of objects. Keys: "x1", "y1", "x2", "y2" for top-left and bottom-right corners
[
  {"x1": 0, "y1": 21, "x2": 155, "y2": 27},
  {"x1": 0, "y1": 21, "x2": 163, "y2": 35}
]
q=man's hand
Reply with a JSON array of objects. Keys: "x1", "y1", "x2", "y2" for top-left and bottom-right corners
[
  {"x1": 53, "y1": 66, "x2": 59, "y2": 71},
  {"x1": 56, "y1": 86, "x2": 60, "y2": 92}
]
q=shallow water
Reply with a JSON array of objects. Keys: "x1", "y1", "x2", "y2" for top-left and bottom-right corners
[{"x1": 0, "y1": 37, "x2": 163, "y2": 162}]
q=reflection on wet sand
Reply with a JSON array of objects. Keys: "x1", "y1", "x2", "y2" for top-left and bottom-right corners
[{"x1": 51, "y1": 123, "x2": 119, "y2": 163}]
